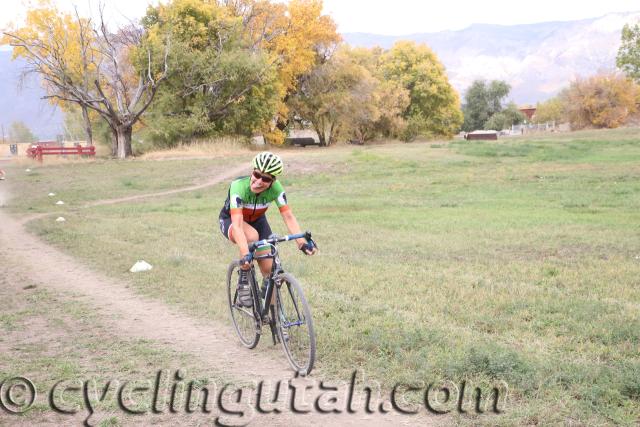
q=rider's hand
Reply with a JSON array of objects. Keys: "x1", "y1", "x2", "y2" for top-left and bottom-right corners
[
  {"x1": 299, "y1": 241, "x2": 317, "y2": 256},
  {"x1": 240, "y1": 253, "x2": 253, "y2": 269}
]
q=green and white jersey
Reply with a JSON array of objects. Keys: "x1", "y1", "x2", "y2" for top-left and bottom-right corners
[{"x1": 219, "y1": 176, "x2": 289, "y2": 222}]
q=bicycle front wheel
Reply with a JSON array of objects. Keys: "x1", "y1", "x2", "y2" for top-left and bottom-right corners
[
  {"x1": 275, "y1": 273, "x2": 316, "y2": 375},
  {"x1": 226, "y1": 261, "x2": 260, "y2": 349}
]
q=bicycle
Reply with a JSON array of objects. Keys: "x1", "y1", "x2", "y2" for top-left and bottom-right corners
[{"x1": 226, "y1": 231, "x2": 317, "y2": 375}]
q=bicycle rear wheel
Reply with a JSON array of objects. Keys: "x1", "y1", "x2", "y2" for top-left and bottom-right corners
[
  {"x1": 226, "y1": 261, "x2": 260, "y2": 349},
  {"x1": 275, "y1": 273, "x2": 316, "y2": 375}
]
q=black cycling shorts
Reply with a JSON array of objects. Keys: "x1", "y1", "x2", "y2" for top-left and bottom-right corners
[{"x1": 219, "y1": 215, "x2": 273, "y2": 241}]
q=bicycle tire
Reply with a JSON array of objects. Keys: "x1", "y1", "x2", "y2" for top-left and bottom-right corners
[
  {"x1": 226, "y1": 261, "x2": 260, "y2": 349},
  {"x1": 275, "y1": 272, "x2": 316, "y2": 375}
]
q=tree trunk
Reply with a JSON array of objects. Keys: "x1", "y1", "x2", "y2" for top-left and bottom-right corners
[
  {"x1": 114, "y1": 125, "x2": 133, "y2": 159},
  {"x1": 111, "y1": 132, "x2": 117, "y2": 157},
  {"x1": 328, "y1": 121, "x2": 337, "y2": 146},
  {"x1": 314, "y1": 123, "x2": 326, "y2": 146},
  {"x1": 81, "y1": 106, "x2": 93, "y2": 146}
]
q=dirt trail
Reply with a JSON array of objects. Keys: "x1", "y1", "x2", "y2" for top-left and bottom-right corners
[
  {"x1": 85, "y1": 164, "x2": 248, "y2": 207},
  {"x1": 0, "y1": 162, "x2": 439, "y2": 426}
]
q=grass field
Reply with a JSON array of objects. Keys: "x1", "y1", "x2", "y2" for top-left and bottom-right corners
[{"x1": 5, "y1": 128, "x2": 640, "y2": 425}]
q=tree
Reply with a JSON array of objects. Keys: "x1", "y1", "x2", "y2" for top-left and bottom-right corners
[
  {"x1": 141, "y1": 0, "x2": 280, "y2": 147},
  {"x1": 462, "y1": 79, "x2": 511, "y2": 131},
  {"x1": 561, "y1": 72, "x2": 639, "y2": 129},
  {"x1": 9, "y1": 121, "x2": 37, "y2": 143},
  {"x1": 222, "y1": 0, "x2": 341, "y2": 143},
  {"x1": 487, "y1": 81, "x2": 511, "y2": 115},
  {"x1": 350, "y1": 79, "x2": 410, "y2": 143},
  {"x1": 484, "y1": 103, "x2": 526, "y2": 131},
  {"x1": 344, "y1": 47, "x2": 410, "y2": 142},
  {"x1": 534, "y1": 97, "x2": 563, "y2": 123},
  {"x1": 289, "y1": 45, "x2": 411, "y2": 145},
  {"x1": 3, "y1": 3, "x2": 168, "y2": 158},
  {"x1": 288, "y1": 47, "x2": 371, "y2": 145},
  {"x1": 380, "y1": 41, "x2": 462, "y2": 141},
  {"x1": 616, "y1": 23, "x2": 640, "y2": 83}
]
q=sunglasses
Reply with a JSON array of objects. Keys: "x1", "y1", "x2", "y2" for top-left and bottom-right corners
[{"x1": 252, "y1": 170, "x2": 274, "y2": 183}]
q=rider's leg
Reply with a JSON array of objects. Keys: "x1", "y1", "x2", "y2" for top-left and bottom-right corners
[
  {"x1": 229, "y1": 222, "x2": 259, "y2": 247},
  {"x1": 257, "y1": 258, "x2": 272, "y2": 278},
  {"x1": 245, "y1": 216, "x2": 274, "y2": 281},
  {"x1": 229, "y1": 222, "x2": 259, "y2": 307},
  {"x1": 248, "y1": 215, "x2": 275, "y2": 301},
  {"x1": 229, "y1": 222, "x2": 272, "y2": 277}
]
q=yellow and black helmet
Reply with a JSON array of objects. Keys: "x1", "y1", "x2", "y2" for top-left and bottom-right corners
[{"x1": 252, "y1": 152, "x2": 284, "y2": 176}]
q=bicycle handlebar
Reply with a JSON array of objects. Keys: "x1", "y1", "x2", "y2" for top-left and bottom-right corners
[{"x1": 248, "y1": 231, "x2": 313, "y2": 253}]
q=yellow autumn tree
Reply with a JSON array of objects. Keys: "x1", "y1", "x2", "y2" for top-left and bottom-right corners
[
  {"x1": 288, "y1": 45, "x2": 411, "y2": 145},
  {"x1": 380, "y1": 41, "x2": 463, "y2": 140},
  {"x1": 534, "y1": 97, "x2": 564, "y2": 124},
  {"x1": 224, "y1": 0, "x2": 340, "y2": 143},
  {"x1": 288, "y1": 46, "x2": 373, "y2": 145},
  {"x1": 561, "y1": 73, "x2": 640, "y2": 129}
]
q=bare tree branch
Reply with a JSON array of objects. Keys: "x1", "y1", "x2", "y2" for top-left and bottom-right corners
[{"x1": 5, "y1": 2, "x2": 167, "y2": 158}]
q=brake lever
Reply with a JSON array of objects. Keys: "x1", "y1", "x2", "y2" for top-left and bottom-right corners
[{"x1": 308, "y1": 237, "x2": 318, "y2": 250}]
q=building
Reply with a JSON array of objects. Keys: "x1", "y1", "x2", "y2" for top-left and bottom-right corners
[{"x1": 519, "y1": 105, "x2": 537, "y2": 121}]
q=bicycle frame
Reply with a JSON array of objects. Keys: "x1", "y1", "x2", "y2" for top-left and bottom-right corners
[
  {"x1": 249, "y1": 231, "x2": 315, "y2": 319},
  {"x1": 247, "y1": 232, "x2": 312, "y2": 331},
  {"x1": 250, "y1": 245, "x2": 282, "y2": 321}
]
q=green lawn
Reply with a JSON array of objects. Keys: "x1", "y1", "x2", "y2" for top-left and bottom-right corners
[
  {"x1": 5, "y1": 129, "x2": 640, "y2": 425},
  {"x1": 5, "y1": 156, "x2": 249, "y2": 214}
]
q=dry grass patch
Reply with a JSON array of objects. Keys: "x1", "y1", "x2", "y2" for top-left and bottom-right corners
[{"x1": 139, "y1": 136, "x2": 256, "y2": 160}]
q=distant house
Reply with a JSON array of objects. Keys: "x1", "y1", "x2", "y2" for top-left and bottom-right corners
[{"x1": 519, "y1": 105, "x2": 537, "y2": 120}]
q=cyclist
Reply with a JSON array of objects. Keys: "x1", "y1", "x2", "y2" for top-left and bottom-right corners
[{"x1": 219, "y1": 152, "x2": 317, "y2": 307}]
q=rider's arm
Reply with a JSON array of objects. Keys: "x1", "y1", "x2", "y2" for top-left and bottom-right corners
[
  {"x1": 228, "y1": 180, "x2": 250, "y2": 257},
  {"x1": 273, "y1": 183, "x2": 305, "y2": 249},
  {"x1": 230, "y1": 212, "x2": 250, "y2": 256},
  {"x1": 274, "y1": 182, "x2": 316, "y2": 254},
  {"x1": 280, "y1": 208, "x2": 305, "y2": 248},
  {"x1": 280, "y1": 209, "x2": 317, "y2": 255}
]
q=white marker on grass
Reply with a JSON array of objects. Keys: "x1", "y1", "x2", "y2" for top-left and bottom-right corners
[{"x1": 130, "y1": 260, "x2": 153, "y2": 273}]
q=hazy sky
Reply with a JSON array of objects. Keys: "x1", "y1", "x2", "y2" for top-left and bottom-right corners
[
  {"x1": 321, "y1": 0, "x2": 640, "y2": 34},
  {"x1": 2, "y1": 0, "x2": 639, "y2": 35}
]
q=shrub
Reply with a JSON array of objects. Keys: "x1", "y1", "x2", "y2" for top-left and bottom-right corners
[{"x1": 561, "y1": 73, "x2": 640, "y2": 129}]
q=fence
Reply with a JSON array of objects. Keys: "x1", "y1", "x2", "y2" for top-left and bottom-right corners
[
  {"x1": 510, "y1": 121, "x2": 565, "y2": 134},
  {"x1": 26, "y1": 144, "x2": 95, "y2": 163}
]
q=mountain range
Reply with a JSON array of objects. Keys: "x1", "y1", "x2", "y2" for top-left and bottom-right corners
[
  {"x1": 1, "y1": 11, "x2": 639, "y2": 139},
  {"x1": 343, "y1": 12, "x2": 640, "y2": 106},
  {"x1": 0, "y1": 50, "x2": 62, "y2": 141}
]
